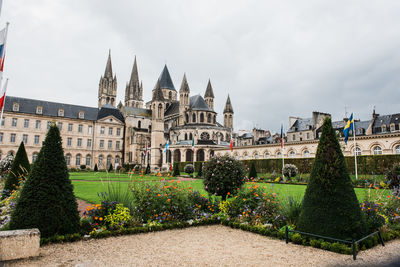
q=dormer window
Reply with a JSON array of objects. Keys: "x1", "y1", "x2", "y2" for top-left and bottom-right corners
[
  {"x1": 36, "y1": 106, "x2": 43, "y2": 114},
  {"x1": 12, "y1": 103, "x2": 19, "y2": 112},
  {"x1": 381, "y1": 125, "x2": 386, "y2": 132},
  {"x1": 58, "y1": 109, "x2": 64, "y2": 117},
  {"x1": 79, "y1": 111, "x2": 84, "y2": 119}
]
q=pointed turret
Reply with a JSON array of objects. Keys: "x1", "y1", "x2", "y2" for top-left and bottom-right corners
[
  {"x1": 179, "y1": 73, "x2": 190, "y2": 93},
  {"x1": 152, "y1": 79, "x2": 165, "y2": 102},
  {"x1": 125, "y1": 56, "x2": 143, "y2": 108},
  {"x1": 159, "y1": 65, "x2": 175, "y2": 90},
  {"x1": 98, "y1": 50, "x2": 117, "y2": 108},
  {"x1": 204, "y1": 79, "x2": 215, "y2": 110},
  {"x1": 223, "y1": 95, "x2": 234, "y2": 129},
  {"x1": 104, "y1": 49, "x2": 113, "y2": 78}
]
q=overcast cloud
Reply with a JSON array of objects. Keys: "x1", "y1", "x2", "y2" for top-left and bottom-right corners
[{"x1": 2, "y1": 0, "x2": 400, "y2": 133}]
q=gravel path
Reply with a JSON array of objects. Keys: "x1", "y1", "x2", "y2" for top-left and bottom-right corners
[{"x1": 3, "y1": 225, "x2": 400, "y2": 267}]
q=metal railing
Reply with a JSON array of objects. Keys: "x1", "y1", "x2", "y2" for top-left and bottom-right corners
[{"x1": 285, "y1": 226, "x2": 385, "y2": 260}]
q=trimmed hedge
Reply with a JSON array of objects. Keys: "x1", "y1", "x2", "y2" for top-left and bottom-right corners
[{"x1": 175, "y1": 154, "x2": 400, "y2": 175}]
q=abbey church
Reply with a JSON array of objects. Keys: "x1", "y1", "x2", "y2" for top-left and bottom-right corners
[{"x1": 0, "y1": 52, "x2": 234, "y2": 171}]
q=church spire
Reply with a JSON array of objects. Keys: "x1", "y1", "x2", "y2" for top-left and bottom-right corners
[
  {"x1": 204, "y1": 79, "x2": 215, "y2": 98},
  {"x1": 125, "y1": 56, "x2": 143, "y2": 108},
  {"x1": 129, "y1": 56, "x2": 139, "y2": 87},
  {"x1": 104, "y1": 49, "x2": 113, "y2": 78},
  {"x1": 152, "y1": 79, "x2": 165, "y2": 102},
  {"x1": 224, "y1": 94, "x2": 234, "y2": 113},
  {"x1": 179, "y1": 73, "x2": 190, "y2": 93}
]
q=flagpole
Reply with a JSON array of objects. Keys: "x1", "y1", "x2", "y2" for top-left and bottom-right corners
[
  {"x1": 353, "y1": 113, "x2": 358, "y2": 180},
  {"x1": 0, "y1": 78, "x2": 8, "y2": 127},
  {"x1": 281, "y1": 124, "x2": 285, "y2": 178}
]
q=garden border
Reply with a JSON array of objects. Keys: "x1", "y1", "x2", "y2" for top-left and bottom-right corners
[{"x1": 285, "y1": 226, "x2": 385, "y2": 260}]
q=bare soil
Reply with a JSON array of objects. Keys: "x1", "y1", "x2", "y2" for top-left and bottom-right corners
[{"x1": 3, "y1": 225, "x2": 400, "y2": 267}]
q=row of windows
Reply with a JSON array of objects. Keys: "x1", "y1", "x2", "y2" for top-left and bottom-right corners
[
  {"x1": 66, "y1": 137, "x2": 120, "y2": 150},
  {"x1": 12, "y1": 103, "x2": 85, "y2": 119},
  {"x1": 0, "y1": 132, "x2": 41, "y2": 145},
  {"x1": 3, "y1": 118, "x2": 121, "y2": 136},
  {"x1": 65, "y1": 154, "x2": 120, "y2": 167},
  {"x1": 185, "y1": 113, "x2": 216, "y2": 124},
  {"x1": 291, "y1": 132, "x2": 311, "y2": 141}
]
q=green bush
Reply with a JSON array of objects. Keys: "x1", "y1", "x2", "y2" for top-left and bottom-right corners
[
  {"x1": 104, "y1": 203, "x2": 132, "y2": 230},
  {"x1": 291, "y1": 233, "x2": 303, "y2": 244},
  {"x1": 282, "y1": 164, "x2": 298, "y2": 179},
  {"x1": 248, "y1": 161, "x2": 258, "y2": 179},
  {"x1": 280, "y1": 196, "x2": 302, "y2": 225},
  {"x1": 173, "y1": 163, "x2": 180, "y2": 177},
  {"x1": 297, "y1": 117, "x2": 366, "y2": 240},
  {"x1": 2, "y1": 142, "x2": 30, "y2": 199},
  {"x1": 386, "y1": 163, "x2": 400, "y2": 192},
  {"x1": 196, "y1": 162, "x2": 203, "y2": 178},
  {"x1": 184, "y1": 164, "x2": 194, "y2": 176},
  {"x1": 9, "y1": 124, "x2": 80, "y2": 238},
  {"x1": 309, "y1": 239, "x2": 322, "y2": 248},
  {"x1": 203, "y1": 155, "x2": 246, "y2": 200},
  {"x1": 94, "y1": 164, "x2": 98, "y2": 172}
]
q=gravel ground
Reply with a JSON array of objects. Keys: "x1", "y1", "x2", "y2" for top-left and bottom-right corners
[{"x1": 3, "y1": 225, "x2": 400, "y2": 267}]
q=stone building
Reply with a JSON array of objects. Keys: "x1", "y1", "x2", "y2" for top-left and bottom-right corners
[{"x1": 0, "y1": 51, "x2": 233, "y2": 170}]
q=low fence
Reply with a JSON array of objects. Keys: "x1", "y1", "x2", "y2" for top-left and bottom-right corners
[{"x1": 285, "y1": 227, "x2": 385, "y2": 260}]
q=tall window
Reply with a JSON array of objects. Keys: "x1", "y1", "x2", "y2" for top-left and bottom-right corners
[
  {"x1": 354, "y1": 147, "x2": 362, "y2": 156},
  {"x1": 200, "y1": 113, "x2": 204, "y2": 123},
  {"x1": 100, "y1": 140, "x2": 104, "y2": 148},
  {"x1": 138, "y1": 121, "x2": 141, "y2": 128},
  {"x1": 86, "y1": 155, "x2": 91, "y2": 166},
  {"x1": 13, "y1": 103, "x2": 19, "y2": 111},
  {"x1": 100, "y1": 127, "x2": 105, "y2": 134},
  {"x1": 108, "y1": 140, "x2": 112, "y2": 149},
  {"x1": 88, "y1": 126, "x2": 93, "y2": 134},
  {"x1": 23, "y1": 134, "x2": 28, "y2": 144},
  {"x1": 66, "y1": 154, "x2": 71, "y2": 165},
  {"x1": 10, "y1": 133, "x2": 16, "y2": 143},
  {"x1": 87, "y1": 139, "x2": 92, "y2": 147},
  {"x1": 32, "y1": 153, "x2": 38, "y2": 163},
  {"x1": 1, "y1": 118, "x2": 4, "y2": 126},
  {"x1": 76, "y1": 154, "x2": 81, "y2": 166},
  {"x1": 57, "y1": 122, "x2": 62, "y2": 131},
  {"x1": 192, "y1": 114, "x2": 196, "y2": 123},
  {"x1": 78, "y1": 124, "x2": 83, "y2": 133},
  {"x1": 36, "y1": 120, "x2": 41, "y2": 129},
  {"x1": 396, "y1": 145, "x2": 400, "y2": 154},
  {"x1": 373, "y1": 146, "x2": 382, "y2": 155},
  {"x1": 158, "y1": 104, "x2": 162, "y2": 118},
  {"x1": 34, "y1": 135, "x2": 40, "y2": 145},
  {"x1": 109, "y1": 128, "x2": 113, "y2": 135},
  {"x1": 99, "y1": 155, "x2": 103, "y2": 166},
  {"x1": 12, "y1": 118, "x2": 17, "y2": 127},
  {"x1": 116, "y1": 128, "x2": 121, "y2": 136},
  {"x1": 47, "y1": 121, "x2": 51, "y2": 129},
  {"x1": 107, "y1": 155, "x2": 112, "y2": 167},
  {"x1": 207, "y1": 114, "x2": 211, "y2": 123},
  {"x1": 116, "y1": 141, "x2": 120, "y2": 150},
  {"x1": 67, "y1": 137, "x2": 72, "y2": 146},
  {"x1": 0, "y1": 132, "x2": 2, "y2": 142},
  {"x1": 68, "y1": 123, "x2": 73, "y2": 132},
  {"x1": 58, "y1": 109, "x2": 64, "y2": 117},
  {"x1": 24, "y1": 119, "x2": 29, "y2": 128},
  {"x1": 36, "y1": 106, "x2": 42, "y2": 114},
  {"x1": 79, "y1": 111, "x2": 84, "y2": 119},
  {"x1": 77, "y1": 138, "x2": 82, "y2": 147}
]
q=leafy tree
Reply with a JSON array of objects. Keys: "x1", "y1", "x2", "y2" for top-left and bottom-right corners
[
  {"x1": 297, "y1": 117, "x2": 366, "y2": 239},
  {"x1": 94, "y1": 163, "x2": 98, "y2": 172},
  {"x1": 9, "y1": 124, "x2": 80, "y2": 238},
  {"x1": 203, "y1": 155, "x2": 245, "y2": 200},
  {"x1": 172, "y1": 163, "x2": 180, "y2": 177},
  {"x1": 2, "y1": 142, "x2": 30, "y2": 198},
  {"x1": 248, "y1": 161, "x2": 258, "y2": 179}
]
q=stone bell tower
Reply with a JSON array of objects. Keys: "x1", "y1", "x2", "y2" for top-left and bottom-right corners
[{"x1": 98, "y1": 50, "x2": 117, "y2": 108}]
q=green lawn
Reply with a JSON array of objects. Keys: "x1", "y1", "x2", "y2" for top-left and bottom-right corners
[
  {"x1": 72, "y1": 175, "x2": 385, "y2": 204},
  {"x1": 69, "y1": 172, "x2": 174, "y2": 182}
]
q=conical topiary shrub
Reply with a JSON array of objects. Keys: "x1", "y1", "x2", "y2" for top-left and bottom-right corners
[
  {"x1": 248, "y1": 161, "x2": 258, "y2": 179},
  {"x1": 94, "y1": 163, "x2": 98, "y2": 172},
  {"x1": 9, "y1": 124, "x2": 80, "y2": 238},
  {"x1": 297, "y1": 117, "x2": 365, "y2": 240},
  {"x1": 196, "y1": 162, "x2": 203, "y2": 178},
  {"x1": 2, "y1": 142, "x2": 30, "y2": 198},
  {"x1": 173, "y1": 163, "x2": 180, "y2": 177}
]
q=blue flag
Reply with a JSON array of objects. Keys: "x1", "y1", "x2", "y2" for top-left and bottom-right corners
[
  {"x1": 343, "y1": 113, "x2": 354, "y2": 144},
  {"x1": 163, "y1": 140, "x2": 169, "y2": 153}
]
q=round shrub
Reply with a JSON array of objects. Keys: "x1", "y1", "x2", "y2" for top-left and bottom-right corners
[
  {"x1": 203, "y1": 155, "x2": 245, "y2": 200},
  {"x1": 80, "y1": 165, "x2": 86, "y2": 170},
  {"x1": 282, "y1": 164, "x2": 298, "y2": 179},
  {"x1": 184, "y1": 164, "x2": 194, "y2": 176},
  {"x1": 386, "y1": 164, "x2": 400, "y2": 192}
]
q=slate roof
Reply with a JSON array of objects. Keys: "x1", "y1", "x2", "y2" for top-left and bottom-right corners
[
  {"x1": 287, "y1": 118, "x2": 313, "y2": 132},
  {"x1": 190, "y1": 95, "x2": 212, "y2": 111},
  {"x1": 5, "y1": 96, "x2": 99, "y2": 121},
  {"x1": 158, "y1": 65, "x2": 175, "y2": 91},
  {"x1": 223, "y1": 95, "x2": 233, "y2": 113},
  {"x1": 97, "y1": 105, "x2": 125, "y2": 123},
  {"x1": 165, "y1": 101, "x2": 180, "y2": 116},
  {"x1": 204, "y1": 80, "x2": 215, "y2": 98},
  {"x1": 390, "y1": 113, "x2": 400, "y2": 124},
  {"x1": 122, "y1": 106, "x2": 152, "y2": 118},
  {"x1": 374, "y1": 115, "x2": 392, "y2": 128}
]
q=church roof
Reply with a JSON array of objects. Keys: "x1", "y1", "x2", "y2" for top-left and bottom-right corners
[
  {"x1": 152, "y1": 79, "x2": 165, "y2": 101},
  {"x1": 204, "y1": 79, "x2": 215, "y2": 98},
  {"x1": 122, "y1": 106, "x2": 152, "y2": 118},
  {"x1": 4, "y1": 96, "x2": 99, "y2": 121},
  {"x1": 190, "y1": 95, "x2": 212, "y2": 111},
  {"x1": 128, "y1": 56, "x2": 139, "y2": 87},
  {"x1": 97, "y1": 105, "x2": 125, "y2": 123},
  {"x1": 165, "y1": 101, "x2": 180, "y2": 117},
  {"x1": 223, "y1": 95, "x2": 233, "y2": 113},
  {"x1": 158, "y1": 65, "x2": 175, "y2": 91},
  {"x1": 104, "y1": 50, "x2": 113, "y2": 79},
  {"x1": 179, "y1": 74, "x2": 190, "y2": 93}
]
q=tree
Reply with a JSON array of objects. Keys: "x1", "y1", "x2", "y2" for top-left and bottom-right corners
[
  {"x1": 9, "y1": 124, "x2": 80, "y2": 238},
  {"x1": 94, "y1": 163, "x2": 98, "y2": 172},
  {"x1": 172, "y1": 163, "x2": 180, "y2": 177},
  {"x1": 2, "y1": 142, "x2": 30, "y2": 198},
  {"x1": 248, "y1": 161, "x2": 257, "y2": 179},
  {"x1": 203, "y1": 155, "x2": 245, "y2": 200},
  {"x1": 108, "y1": 163, "x2": 113, "y2": 172},
  {"x1": 297, "y1": 117, "x2": 366, "y2": 239},
  {"x1": 196, "y1": 163, "x2": 203, "y2": 178}
]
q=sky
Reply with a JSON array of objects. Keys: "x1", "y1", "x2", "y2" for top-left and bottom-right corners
[{"x1": 1, "y1": 0, "x2": 400, "y2": 133}]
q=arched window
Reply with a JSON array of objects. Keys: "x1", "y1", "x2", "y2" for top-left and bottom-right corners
[
  {"x1": 213, "y1": 115, "x2": 216, "y2": 124},
  {"x1": 254, "y1": 153, "x2": 259, "y2": 159},
  {"x1": 289, "y1": 151, "x2": 295, "y2": 158},
  {"x1": 66, "y1": 154, "x2": 71, "y2": 165},
  {"x1": 174, "y1": 150, "x2": 181, "y2": 162},
  {"x1": 192, "y1": 114, "x2": 196, "y2": 123},
  {"x1": 244, "y1": 154, "x2": 249, "y2": 160},
  {"x1": 107, "y1": 155, "x2": 112, "y2": 167},
  {"x1": 186, "y1": 150, "x2": 193, "y2": 162},
  {"x1": 396, "y1": 145, "x2": 400, "y2": 154},
  {"x1": 168, "y1": 91, "x2": 172, "y2": 99},
  {"x1": 264, "y1": 153, "x2": 270, "y2": 158},
  {"x1": 32, "y1": 153, "x2": 38, "y2": 163},
  {"x1": 189, "y1": 133, "x2": 193, "y2": 140},
  {"x1": 207, "y1": 114, "x2": 211, "y2": 123},
  {"x1": 86, "y1": 155, "x2": 91, "y2": 166},
  {"x1": 185, "y1": 114, "x2": 189, "y2": 123},
  {"x1": 158, "y1": 104, "x2": 163, "y2": 118},
  {"x1": 303, "y1": 150, "x2": 310, "y2": 157},
  {"x1": 138, "y1": 120, "x2": 141, "y2": 128},
  {"x1": 373, "y1": 146, "x2": 382, "y2": 155},
  {"x1": 0, "y1": 151, "x2": 2, "y2": 160},
  {"x1": 115, "y1": 156, "x2": 120, "y2": 165},
  {"x1": 196, "y1": 149, "x2": 205, "y2": 161},
  {"x1": 354, "y1": 147, "x2": 361, "y2": 156},
  {"x1": 98, "y1": 155, "x2": 103, "y2": 166},
  {"x1": 185, "y1": 133, "x2": 188, "y2": 140},
  {"x1": 76, "y1": 154, "x2": 81, "y2": 166},
  {"x1": 200, "y1": 113, "x2": 204, "y2": 122},
  {"x1": 277, "y1": 152, "x2": 282, "y2": 157}
]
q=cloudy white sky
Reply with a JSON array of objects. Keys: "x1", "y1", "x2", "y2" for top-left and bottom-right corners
[{"x1": 1, "y1": 1, "x2": 400, "y2": 133}]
